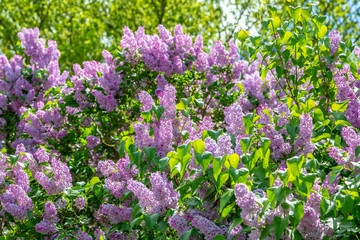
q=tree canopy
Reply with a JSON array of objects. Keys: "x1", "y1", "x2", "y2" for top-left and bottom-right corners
[
  {"x1": 0, "y1": 0, "x2": 359, "y2": 70},
  {"x1": 0, "y1": 0, "x2": 223, "y2": 70}
]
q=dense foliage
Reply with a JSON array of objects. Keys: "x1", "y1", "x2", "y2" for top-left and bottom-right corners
[{"x1": 0, "y1": 4, "x2": 360, "y2": 240}]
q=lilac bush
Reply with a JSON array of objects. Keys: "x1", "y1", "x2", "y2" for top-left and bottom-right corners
[{"x1": 0, "y1": 4, "x2": 360, "y2": 240}]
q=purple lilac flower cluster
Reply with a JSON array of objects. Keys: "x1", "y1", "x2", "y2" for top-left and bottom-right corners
[{"x1": 126, "y1": 171, "x2": 179, "y2": 214}]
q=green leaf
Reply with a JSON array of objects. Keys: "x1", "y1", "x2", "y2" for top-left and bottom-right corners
[
  {"x1": 303, "y1": 99, "x2": 315, "y2": 112},
  {"x1": 221, "y1": 202, "x2": 236, "y2": 219},
  {"x1": 289, "y1": 201, "x2": 304, "y2": 227},
  {"x1": 208, "y1": 129, "x2": 223, "y2": 141},
  {"x1": 332, "y1": 101, "x2": 349, "y2": 112},
  {"x1": 355, "y1": 146, "x2": 360, "y2": 159},
  {"x1": 340, "y1": 194, "x2": 355, "y2": 216},
  {"x1": 144, "y1": 213, "x2": 159, "y2": 230},
  {"x1": 286, "y1": 123, "x2": 298, "y2": 139},
  {"x1": 214, "y1": 235, "x2": 226, "y2": 240},
  {"x1": 229, "y1": 167, "x2": 249, "y2": 184},
  {"x1": 176, "y1": 102, "x2": 186, "y2": 110},
  {"x1": 192, "y1": 139, "x2": 205, "y2": 154},
  {"x1": 195, "y1": 151, "x2": 212, "y2": 174},
  {"x1": 318, "y1": 25, "x2": 327, "y2": 39},
  {"x1": 118, "y1": 140, "x2": 126, "y2": 158},
  {"x1": 243, "y1": 149, "x2": 260, "y2": 170},
  {"x1": 180, "y1": 154, "x2": 192, "y2": 179},
  {"x1": 228, "y1": 153, "x2": 240, "y2": 169},
  {"x1": 311, "y1": 133, "x2": 331, "y2": 142},
  {"x1": 194, "y1": 98, "x2": 204, "y2": 107},
  {"x1": 353, "y1": 161, "x2": 360, "y2": 170},
  {"x1": 313, "y1": 108, "x2": 324, "y2": 121},
  {"x1": 143, "y1": 147, "x2": 156, "y2": 162},
  {"x1": 260, "y1": 224, "x2": 274, "y2": 239},
  {"x1": 335, "y1": 120, "x2": 351, "y2": 127},
  {"x1": 275, "y1": 66, "x2": 283, "y2": 78},
  {"x1": 240, "y1": 137, "x2": 252, "y2": 153},
  {"x1": 274, "y1": 216, "x2": 288, "y2": 239},
  {"x1": 202, "y1": 130, "x2": 209, "y2": 140},
  {"x1": 269, "y1": 16, "x2": 280, "y2": 30},
  {"x1": 180, "y1": 229, "x2": 192, "y2": 240},
  {"x1": 286, "y1": 155, "x2": 304, "y2": 182},
  {"x1": 299, "y1": 173, "x2": 316, "y2": 197},
  {"x1": 330, "y1": 166, "x2": 343, "y2": 184},
  {"x1": 261, "y1": 68, "x2": 269, "y2": 81},
  {"x1": 288, "y1": 6, "x2": 302, "y2": 22},
  {"x1": 260, "y1": 137, "x2": 271, "y2": 157},
  {"x1": 159, "y1": 157, "x2": 170, "y2": 170},
  {"x1": 293, "y1": 229, "x2": 304, "y2": 240},
  {"x1": 220, "y1": 189, "x2": 234, "y2": 212},
  {"x1": 263, "y1": 149, "x2": 270, "y2": 169},
  {"x1": 90, "y1": 177, "x2": 101, "y2": 186},
  {"x1": 27, "y1": 211, "x2": 35, "y2": 221},
  {"x1": 253, "y1": 166, "x2": 266, "y2": 182},
  {"x1": 152, "y1": 105, "x2": 165, "y2": 119},
  {"x1": 250, "y1": 35, "x2": 262, "y2": 46},
  {"x1": 141, "y1": 110, "x2": 152, "y2": 122},
  {"x1": 168, "y1": 153, "x2": 179, "y2": 174},
  {"x1": 320, "y1": 198, "x2": 335, "y2": 216},
  {"x1": 237, "y1": 30, "x2": 250, "y2": 42},
  {"x1": 217, "y1": 171, "x2": 229, "y2": 189},
  {"x1": 282, "y1": 31, "x2": 293, "y2": 44},
  {"x1": 10, "y1": 155, "x2": 19, "y2": 165},
  {"x1": 181, "y1": 98, "x2": 191, "y2": 107},
  {"x1": 213, "y1": 157, "x2": 224, "y2": 181},
  {"x1": 177, "y1": 143, "x2": 192, "y2": 159}
]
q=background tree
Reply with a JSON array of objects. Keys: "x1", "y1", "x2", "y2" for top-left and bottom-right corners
[
  {"x1": 1, "y1": 0, "x2": 359, "y2": 70},
  {"x1": 224, "y1": 0, "x2": 360, "y2": 43},
  {"x1": 0, "y1": 0, "x2": 223, "y2": 70}
]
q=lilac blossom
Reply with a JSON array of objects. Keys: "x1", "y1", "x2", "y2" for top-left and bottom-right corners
[
  {"x1": 191, "y1": 215, "x2": 225, "y2": 240},
  {"x1": 126, "y1": 179, "x2": 158, "y2": 214},
  {"x1": 297, "y1": 206, "x2": 333, "y2": 239},
  {"x1": 168, "y1": 213, "x2": 191, "y2": 237},
  {"x1": 74, "y1": 196, "x2": 86, "y2": 210},
  {"x1": 293, "y1": 114, "x2": 314, "y2": 155},
  {"x1": 149, "y1": 171, "x2": 179, "y2": 212},
  {"x1": 224, "y1": 102, "x2": 245, "y2": 136},
  {"x1": 234, "y1": 183, "x2": 264, "y2": 227},
  {"x1": 94, "y1": 203, "x2": 132, "y2": 226},
  {"x1": 159, "y1": 84, "x2": 177, "y2": 119},
  {"x1": 138, "y1": 91, "x2": 154, "y2": 112},
  {"x1": 322, "y1": 173, "x2": 341, "y2": 196},
  {"x1": 329, "y1": 30, "x2": 341, "y2": 56},
  {"x1": 86, "y1": 135, "x2": 101, "y2": 149}
]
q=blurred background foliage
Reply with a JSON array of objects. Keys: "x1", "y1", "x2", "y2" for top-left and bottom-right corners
[{"x1": 0, "y1": 0, "x2": 359, "y2": 70}]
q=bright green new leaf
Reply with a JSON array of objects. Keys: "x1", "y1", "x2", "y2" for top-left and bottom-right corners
[
  {"x1": 286, "y1": 155, "x2": 304, "y2": 182},
  {"x1": 332, "y1": 101, "x2": 349, "y2": 112},
  {"x1": 213, "y1": 157, "x2": 224, "y2": 181},
  {"x1": 90, "y1": 177, "x2": 101, "y2": 186},
  {"x1": 237, "y1": 30, "x2": 250, "y2": 42},
  {"x1": 228, "y1": 153, "x2": 240, "y2": 169},
  {"x1": 220, "y1": 189, "x2": 234, "y2": 212},
  {"x1": 314, "y1": 108, "x2": 324, "y2": 121},
  {"x1": 319, "y1": 25, "x2": 327, "y2": 39},
  {"x1": 192, "y1": 139, "x2": 205, "y2": 154},
  {"x1": 217, "y1": 171, "x2": 229, "y2": 189},
  {"x1": 282, "y1": 31, "x2": 293, "y2": 44},
  {"x1": 229, "y1": 167, "x2": 249, "y2": 183}
]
